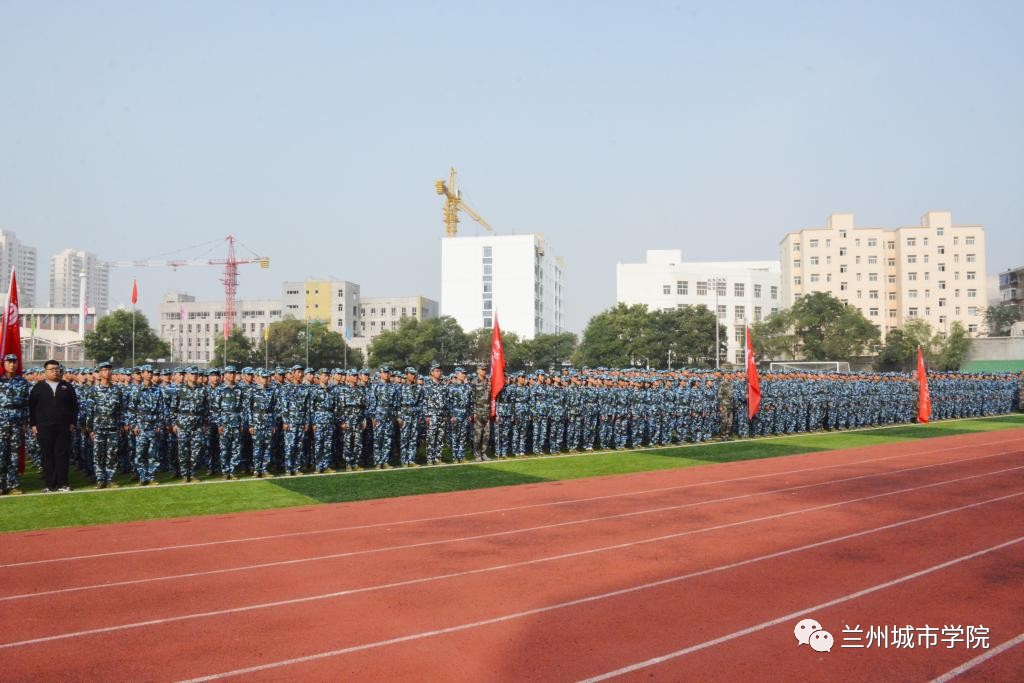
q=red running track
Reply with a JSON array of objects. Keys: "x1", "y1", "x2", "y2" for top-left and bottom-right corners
[{"x1": 1, "y1": 429, "x2": 1022, "y2": 682}]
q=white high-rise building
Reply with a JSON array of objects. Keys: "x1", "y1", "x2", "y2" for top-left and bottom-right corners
[
  {"x1": 616, "y1": 250, "x2": 782, "y2": 365},
  {"x1": 49, "y1": 248, "x2": 109, "y2": 313},
  {"x1": 441, "y1": 233, "x2": 565, "y2": 339},
  {"x1": 0, "y1": 230, "x2": 38, "y2": 306},
  {"x1": 780, "y1": 211, "x2": 987, "y2": 337}
]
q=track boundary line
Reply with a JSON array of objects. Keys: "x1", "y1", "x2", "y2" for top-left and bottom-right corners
[
  {"x1": 578, "y1": 541, "x2": 1024, "y2": 682},
  {"x1": 177, "y1": 529, "x2": 1024, "y2": 680},
  {"x1": 3, "y1": 467, "x2": 1020, "y2": 651},
  {"x1": 3, "y1": 449, "x2": 1019, "y2": 602},
  {"x1": 5, "y1": 433, "x2": 1020, "y2": 569},
  {"x1": 931, "y1": 632, "x2": 1024, "y2": 682}
]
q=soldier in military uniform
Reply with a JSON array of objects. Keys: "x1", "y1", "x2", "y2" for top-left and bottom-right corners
[
  {"x1": 448, "y1": 367, "x2": 473, "y2": 463},
  {"x1": 212, "y1": 366, "x2": 247, "y2": 479},
  {"x1": 367, "y1": 366, "x2": 398, "y2": 468},
  {"x1": 129, "y1": 364, "x2": 167, "y2": 486},
  {"x1": 0, "y1": 354, "x2": 30, "y2": 495},
  {"x1": 396, "y1": 367, "x2": 424, "y2": 466},
  {"x1": 335, "y1": 370, "x2": 366, "y2": 470},
  {"x1": 470, "y1": 365, "x2": 491, "y2": 460},
  {"x1": 423, "y1": 363, "x2": 450, "y2": 465},
  {"x1": 87, "y1": 361, "x2": 126, "y2": 488},
  {"x1": 245, "y1": 369, "x2": 278, "y2": 477},
  {"x1": 717, "y1": 373, "x2": 735, "y2": 440},
  {"x1": 494, "y1": 374, "x2": 515, "y2": 458},
  {"x1": 173, "y1": 368, "x2": 209, "y2": 483},
  {"x1": 279, "y1": 365, "x2": 309, "y2": 475}
]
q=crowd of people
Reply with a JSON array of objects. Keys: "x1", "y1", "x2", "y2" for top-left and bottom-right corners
[{"x1": 0, "y1": 354, "x2": 1022, "y2": 495}]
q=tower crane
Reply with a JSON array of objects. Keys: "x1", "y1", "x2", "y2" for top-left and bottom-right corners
[
  {"x1": 106, "y1": 235, "x2": 269, "y2": 338},
  {"x1": 435, "y1": 167, "x2": 493, "y2": 237}
]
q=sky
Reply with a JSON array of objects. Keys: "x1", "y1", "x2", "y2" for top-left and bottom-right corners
[{"x1": 1, "y1": 0, "x2": 1022, "y2": 333}]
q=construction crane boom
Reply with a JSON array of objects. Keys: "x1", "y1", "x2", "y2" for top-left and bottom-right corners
[
  {"x1": 107, "y1": 235, "x2": 269, "y2": 339},
  {"x1": 435, "y1": 167, "x2": 493, "y2": 237}
]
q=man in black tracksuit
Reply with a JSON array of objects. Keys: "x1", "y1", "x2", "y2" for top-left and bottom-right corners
[{"x1": 29, "y1": 360, "x2": 79, "y2": 492}]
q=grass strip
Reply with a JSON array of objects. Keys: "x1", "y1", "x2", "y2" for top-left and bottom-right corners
[{"x1": 2, "y1": 414, "x2": 1022, "y2": 533}]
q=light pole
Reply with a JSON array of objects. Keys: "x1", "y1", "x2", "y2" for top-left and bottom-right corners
[
  {"x1": 667, "y1": 348, "x2": 675, "y2": 370},
  {"x1": 708, "y1": 276, "x2": 725, "y2": 369}
]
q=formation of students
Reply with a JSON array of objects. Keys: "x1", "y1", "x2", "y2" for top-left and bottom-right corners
[{"x1": 0, "y1": 358, "x2": 1021, "y2": 495}]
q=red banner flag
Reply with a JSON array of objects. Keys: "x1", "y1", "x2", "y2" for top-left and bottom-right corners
[
  {"x1": 131, "y1": 278, "x2": 138, "y2": 305},
  {"x1": 745, "y1": 326, "x2": 761, "y2": 420},
  {"x1": 488, "y1": 313, "x2": 506, "y2": 418},
  {"x1": 916, "y1": 346, "x2": 931, "y2": 423},
  {"x1": 1, "y1": 270, "x2": 25, "y2": 473}
]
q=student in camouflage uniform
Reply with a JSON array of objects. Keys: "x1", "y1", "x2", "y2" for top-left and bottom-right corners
[
  {"x1": 212, "y1": 366, "x2": 246, "y2": 479},
  {"x1": 396, "y1": 367, "x2": 424, "y2": 466},
  {"x1": 335, "y1": 370, "x2": 366, "y2": 470},
  {"x1": 309, "y1": 369, "x2": 337, "y2": 473},
  {"x1": 717, "y1": 373, "x2": 734, "y2": 440},
  {"x1": 173, "y1": 368, "x2": 209, "y2": 483},
  {"x1": 470, "y1": 365, "x2": 491, "y2": 460},
  {"x1": 88, "y1": 361, "x2": 125, "y2": 488},
  {"x1": 0, "y1": 354, "x2": 30, "y2": 495},
  {"x1": 367, "y1": 366, "x2": 398, "y2": 468},
  {"x1": 448, "y1": 367, "x2": 473, "y2": 463},
  {"x1": 423, "y1": 363, "x2": 450, "y2": 465},
  {"x1": 129, "y1": 364, "x2": 167, "y2": 485},
  {"x1": 245, "y1": 369, "x2": 278, "y2": 477}
]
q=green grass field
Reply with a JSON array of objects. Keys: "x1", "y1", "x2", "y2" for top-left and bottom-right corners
[{"x1": 2, "y1": 414, "x2": 1022, "y2": 534}]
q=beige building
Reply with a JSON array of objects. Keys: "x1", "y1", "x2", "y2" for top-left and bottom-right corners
[
  {"x1": 781, "y1": 211, "x2": 986, "y2": 338},
  {"x1": 158, "y1": 292, "x2": 284, "y2": 365},
  {"x1": 349, "y1": 295, "x2": 438, "y2": 357}
]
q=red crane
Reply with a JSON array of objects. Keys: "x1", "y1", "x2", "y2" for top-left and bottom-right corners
[{"x1": 107, "y1": 235, "x2": 270, "y2": 339}]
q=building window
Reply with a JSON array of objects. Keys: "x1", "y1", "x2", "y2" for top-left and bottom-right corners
[
  {"x1": 734, "y1": 305, "x2": 745, "y2": 321},
  {"x1": 888, "y1": 275, "x2": 896, "y2": 284},
  {"x1": 937, "y1": 227, "x2": 944, "y2": 237},
  {"x1": 867, "y1": 238, "x2": 877, "y2": 247},
  {"x1": 839, "y1": 230, "x2": 847, "y2": 238},
  {"x1": 734, "y1": 283, "x2": 745, "y2": 297},
  {"x1": 677, "y1": 280, "x2": 688, "y2": 295},
  {"x1": 754, "y1": 306, "x2": 762, "y2": 321},
  {"x1": 770, "y1": 286, "x2": 778, "y2": 299},
  {"x1": 966, "y1": 271, "x2": 976, "y2": 280},
  {"x1": 696, "y1": 281, "x2": 708, "y2": 296},
  {"x1": 867, "y1": 255, "x2": 877, "y2": 265},
  {"x1": 810, "y1": 274, "x2": 820, "y2": 283},
  {"x1": 483, "y1": 246, "x2": 492, "y2": 257},
  {"x1": 888, "y1": 292, "x2": 896, "y2": 301},
  {"x1": 967, "y1": 289, "x2": 977, "y2": 298},
  {"x1": 717, "y1": 305, "x2": 727, "y2": 320},
  {"x1": 889, "y1": 309, "x2": 897, "y2": 318},
  {"x1": 663, "y1": 284, "x2": 671, "y2": 295},
  {"x1": 715, "y1": 280, "x2": 727, "y2": 296},
  {"x1": 887, "y1": 258, "x2": 896, "y2": 267},
  {"x1": 968, "y1": 323, "x2": 978, "y2": 333},
  {"x1": 937, "y1": 246, "x2": 945, "y2": 255},
  {"x1": 734, "y1": 326, "x2": 745, "y2": 343},
  {"x1": 906, "y1": 237, "x2": 916, "y2": 247},
  {"x1": 839, "y1": 265, "x2": 848, "y2": 273},
  {"x1": 753, "y1": 284, "x2": 762, "y2": 297},
  {"x1": 869, "y1": 308, "x2": 879, "y2": 317},
  {"x1": 809, "y1": 256, "x2": 819, "y2": 266},
  {"x1": 938, "y1": 263, "x2": 946, "y2": 272},
  {"x1": 840, "y1": 282, "x2": 848, "y2": 291},
  {"x1": 908, "y1": 290, "x2": 918, "y2": 298},
  {"x1": 839, "y1": 247, "x2": 847, "y2": 257},
  {"x1": 908, "y1": 307, "x2": 918, "y2": 318},
  {"x1": 868, "y1": 273, "x2": 878, "y2": 282},
  {"x1": 908, "y1": 272, "x2": 917, "y2": 281},
  {"x1": 855, "y1": 238, "x2": 861, "y2": 247},
  {"x1": 968, "y1": 306, "x2": 978, "y2": 316},
  {"x1": 869, "y1": 290, "x2": 879, "y2": 299},
  {"x1": 938, "y1": 298, "x2": 946, "y2": 308},
  {"x1": 966, "y1": 254, "x2": 977, "y2": 263},
  {"x1": 965, "y1": 236, "x2": 975, "y2": 246},
  {"x1": 792, "y1": 243, "x2": 801, "y2": 252},
  {"x1": 793, "y1": 259, "x2": 802, "y2": 269},
  {"x1": 907, "y1": 255, "x2": 917, "y2": 264},
  {"x1": 793, "y1": 277, "x2": 801, "y2": 286},
  {"x1": 809, "y1": 239, "x2": 818, "y2": 248}
]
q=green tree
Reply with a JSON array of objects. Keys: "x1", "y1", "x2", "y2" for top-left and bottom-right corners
[
  {"x1": 211, "y1": 328, "x2": 259, "y2": 368},
  {"x1": 936, "y1": 321, "x2": 971, "y2": 371},
  {"x1": 750, "y1": 310, "x2": 798, "y2": 362},
  {"x1": 522, "y1": 332, "x2": 578, "y2": 370},
  {"x1": 255, "y1": 317, "x2": 363, "y2": 369},
  {"x1": 873, "y1": 319, "x2": 969, "y2": 372},
  {"x1": 467, "y1": 327, "x2": 529, "y2": 371},
  {"x1": 573, "y1": 303, "x2": 723, "y2": 368},
  {"x1": 787, "y1": 292, "x2": 880, "y2": 360},
  {"x1": 84, "y1": 310, "x2": 170, "y2": 366},
  {"x1": 984, "y1": 303, "x2": 1020, "y2": 337},
  {"x1": 368, "y1": 316, "x2": 470, "y2": 369},
  {"x1": 873, "y1": 328, "x2": 917, "y2": 371}
]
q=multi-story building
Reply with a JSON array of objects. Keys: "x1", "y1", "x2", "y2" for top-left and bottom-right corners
[
  {"x1": 441, "y1": 233, "x2": 565, "y2": 339},
  {"x1": 281, "y1": 279, "x2": 360, "y2": 338},
  {"x1": 998, "y1": 265, "x2": 1024, "y2": 322},
  {"x1": 781, "y1": 211, "x2": 986, "y2": 337},
  {"x1": 616, "y1": 250, "x2": 782, "y2": 365},
  {"x1": 0, "y1": 230, "x2": 38, "y2": 306},
  {"x1": 158, "y1": 292, "x2": 284, "y2": 365},
  {"x1": 49, "y1": 248, "x2": 110, "y2": 313},
  {"x1": 348, "y1": 295, "x2": 438, "y2": 358}
]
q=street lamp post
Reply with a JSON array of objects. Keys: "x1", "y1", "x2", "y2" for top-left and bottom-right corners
[{"x1": 709, "y1": 276, "x2": 725, "y2": 369}]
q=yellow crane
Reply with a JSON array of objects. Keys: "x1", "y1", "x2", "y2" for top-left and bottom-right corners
[{"x1": 435, "y1": 167, "x2": 493, "y2": 237}]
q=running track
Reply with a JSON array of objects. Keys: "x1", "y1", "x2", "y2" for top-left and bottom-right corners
[{"x1": 1, "y1": 429, "x2": 1022, "y2": 682}]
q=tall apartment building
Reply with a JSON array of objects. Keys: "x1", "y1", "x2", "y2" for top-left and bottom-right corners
[
  {"x1": 616, "y1": 250, "x2": 782, "y2": 365},
  {"x1": 281, "y1": 279, "x2": 360, "y2": 337},
  {"x1": 441, "y1": 233, "x2": 565, "y2": 340},
  {"x1": 158, "y1": 292, "x2": 284, "y2": 365},
  {"x1": 999, "y1": 265, "x2": 1024, "y2": 322},
  {"x1": 781, "y1": 211, "x2": 986, "y2": 337},
  {"x1": 49, "y1": 248, "x2": 110, "y2": 313},
  {"x1": 0, "y1": 230, "x2": 38, "y2": 306}
]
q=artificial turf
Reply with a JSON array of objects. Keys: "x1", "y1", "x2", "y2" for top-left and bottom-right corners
[{"x1": 1, "y1": 414, "x2": 1022, "y2": 533}]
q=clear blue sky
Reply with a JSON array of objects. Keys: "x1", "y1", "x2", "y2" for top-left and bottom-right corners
[{"x1": 2, "y1": 1, "x2": 1021, "y2": 332}]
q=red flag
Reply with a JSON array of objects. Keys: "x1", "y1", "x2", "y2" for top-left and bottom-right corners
[
  {"x1": 745, "y1": 326, "x2": 761, "y2": 420},
  {"x1": 488, "y1": 313, "x2": 506, "y2": 418},
  {"x1": 916, "y1": 346, "x2": 931, "y2": 423},
  {"x1": 131, "y1": 278, "x2": 138, "y2": 305},
  {"x1": 1, "y1": 270, "x2": 26, "y2": 473}
]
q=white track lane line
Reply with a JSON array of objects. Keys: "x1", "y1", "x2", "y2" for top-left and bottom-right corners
[
  {"x1": 931, "y1": 632, "x2": 1024, "y2": 682},
  {"x1": 180, "y1": 530, "x2": 1024, "y2": 681},
  {"x1": 4, "y1": 433, "x2": 1019, "y2": 570},
  {"x1": 2, "y1": 448, "x2": 1019, "y2": 602},
  {"x1": 2, "y1": 467, "x2": 1020, "y2": 651},
  {"x1": 578, "y1": 539, "x2": 1024, "y2": 682}
]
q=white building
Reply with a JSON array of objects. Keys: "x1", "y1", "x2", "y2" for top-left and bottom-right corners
[
  {"x1": 0, "y1": 230, "x2": 38, "y2": 306},
  {"x1": 20, "y1": 306, "x2": 97, "y2": 364},
  {"x1": 781, "y1": 211, "x2": 987, "y2": 337},
  {"x1": 158, "y1": 292, "x2": 284, "y2": 365},
  {"x1": 281, "y1": 279, "x2": 360, "y2": 337},
  {"x1": 616, "y1": 250, "x2": 782, "y2": 365},
  {"x1": 49, "y1": 248, "x2": 110, "y2": 313},
  {"x1": 441, "y1": 233, "x2": 565, "y2": 339}
]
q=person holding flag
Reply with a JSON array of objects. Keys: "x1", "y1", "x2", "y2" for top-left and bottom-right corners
[{"x1": 0, "y1": 353, "x2": 31, "y2": 495}]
